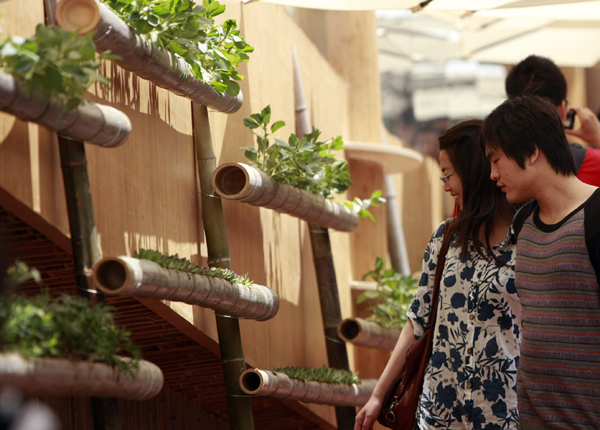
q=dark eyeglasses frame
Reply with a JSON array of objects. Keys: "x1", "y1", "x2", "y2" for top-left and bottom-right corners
[{"x1": 439, "y1": 171, "x2": 455, "y2": 184}]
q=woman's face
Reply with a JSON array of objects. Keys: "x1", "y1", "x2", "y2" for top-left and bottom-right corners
[{"x1": 439, "y1": 149, "x2": 463, "y2": 210}]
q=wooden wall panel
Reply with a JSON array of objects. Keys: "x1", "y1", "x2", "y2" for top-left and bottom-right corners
[{"x1": 0, "y1": 0, "x2": 448, "y2": 427}]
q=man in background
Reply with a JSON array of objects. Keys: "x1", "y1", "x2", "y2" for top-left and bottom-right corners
[{"x1": 505, "y1": 55, "x2": 600, "y2": 186}]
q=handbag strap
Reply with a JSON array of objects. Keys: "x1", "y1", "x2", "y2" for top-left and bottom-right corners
[{"x1": 427, "y1": 221, "x2": 455, "y2": 328}]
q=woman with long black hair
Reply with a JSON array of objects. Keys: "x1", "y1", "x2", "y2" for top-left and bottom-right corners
[{"x1": 355, "y1": 119, "x2": 521, "y2": 430}]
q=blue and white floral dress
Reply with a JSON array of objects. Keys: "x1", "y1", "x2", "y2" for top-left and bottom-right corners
[{"x1": 407, "y1": 221, "x2": 521, "y2": 430}]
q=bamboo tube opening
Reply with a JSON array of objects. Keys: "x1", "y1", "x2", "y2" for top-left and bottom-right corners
[
  {"x1": 213, "y1": 164, "x2": 248, "y2": 197},
  {"x1": 239, "y1": 370, "x2": 263, "y2": 394},
  {"x1": 56, "y1": 0, "x2": 100, "y2": 34},
  {"x1": 338, "y1": 319, "x2": 360, "y2": 341},
  {"x1": 94, "y1": 259, "x2": 127, "y2": 291}
]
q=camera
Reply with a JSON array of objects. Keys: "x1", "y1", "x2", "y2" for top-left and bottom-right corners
[{"x1": 564, "y1": 109, "x2": 576, "y2": 129}]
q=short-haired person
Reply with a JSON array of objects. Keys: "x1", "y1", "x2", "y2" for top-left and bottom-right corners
[
  {"x1": 482, "y1": 96, "x2": 600, "y2": 430},
  {"x1": 506, "y1": 55, "x2": 600, "y2": 187}
]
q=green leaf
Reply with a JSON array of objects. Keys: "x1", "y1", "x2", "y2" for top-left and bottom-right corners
[
  {"x1": 243, "y1": 117, "x2": 260, "y2": 129},
  {"x1": 225, "y1": 79, "x2": 240, "y2": 97},
  {"x1": 270, "y1": 120, "x2": 285, "y2": 133}
]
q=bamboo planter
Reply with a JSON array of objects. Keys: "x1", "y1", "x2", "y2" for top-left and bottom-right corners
[
  {"x1": 0, "y1": 353, "x2": 163, "y2": 400},
  {"x1": 0, "y1": 72, "x2": 130, "y2": 147},
  {"x1": 338, "y1": 318, "x2": 400, "y2": 351},
  {"x1": 239, "y1": 369, "x2": 377, "y2": 407},
  {"x1": 212, "y1": 163, "x2": 359, "y2": 232},
  {"x1": 93, "y1": 256, "x2": 279, "y2": 321},
  {"x1": 55, "y1": 0, "x2": 243, "y2": 114}
]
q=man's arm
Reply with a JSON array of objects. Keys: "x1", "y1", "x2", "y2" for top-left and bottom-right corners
[{"x1": 564, "y1": 106, "x2": 600, "y2": 149}]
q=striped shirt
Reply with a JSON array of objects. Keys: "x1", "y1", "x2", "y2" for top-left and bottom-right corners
[{"x1": 514, "y1": 189, "x2": 600, "y2": 430}]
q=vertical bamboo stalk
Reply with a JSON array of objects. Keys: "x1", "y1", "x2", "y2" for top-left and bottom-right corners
[
  {"x1": 58, "y1": 137, "x2": 102, "y2": 300},
  {"x1": 45, "y1": 0, "x2": 119, "y2": 426},
  {"x1": 192, "y1": 102, "x2": 254, "y2": 430},
  {"x1": 58, "y1": 137, "x2": 120, "y2": 430},
  {"x1": 308, "y1": 225, "x2": 356, "y2": 429},
  {"x1": 293, "y1": 46, "x2": 355, "y2": 429}
]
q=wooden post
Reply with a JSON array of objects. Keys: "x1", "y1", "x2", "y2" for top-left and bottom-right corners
[{"x1": 192, "y1": 102, "x2": 255, "y2": 430}]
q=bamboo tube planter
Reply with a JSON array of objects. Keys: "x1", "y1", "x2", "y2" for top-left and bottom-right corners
[
  {"x1": 338, "y1": 318, "x2": 400, "y2": 351},
  {"x1": 239, "y1": 369, "x2": 377, "y2": 407},
  {"x1": 55, "y1": 0, "x2": 243, "y2": 114},
  {"x1": 93, "y1": 256, "x2": 279, "y2": 321},
  {"x1": 0, "y1": 72, "x2": 130, "y2": 147},
  {"x1": 212, "y1": 163, "x2": 359, "y2": 232},
  {"x1": 0, "y1": 353, "x2": 163, "y2": 400}
]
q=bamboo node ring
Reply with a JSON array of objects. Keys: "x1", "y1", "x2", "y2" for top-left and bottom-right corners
[
  {"x1": 207, "y1": 257, "x2": 230, "y2": 265},
  {"x1": 215, "y1": 313, "x2": 238, "y2": 319},
  {"x1": 200, "y1": 192, "x2": 221, "y2": 199},
  {"x1": 324, "y1": 335, "x2": 346, "y2": 345}
]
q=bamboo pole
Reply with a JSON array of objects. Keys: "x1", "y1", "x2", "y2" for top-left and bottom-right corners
[
  {"x1": 41, "y1": 0, "x2": 123, "y2": 425},
  {"x1": 58, "y1": 137, "x2": 103, "y2": 300},
  {"x1": 55, "y1": 0, "x2": 243, "y2": 114},
  {"x1": 0, "y1": 72, "x2": 131, "y2": 147},
  {"x1": 93, "y1": 256, "x2": 279, "y2": 321},
  {"x1": 59, "y1": 136, "x2": 123, "y2": 430},
  {"x1": 239, "y1": 369, "x2": 377, "y2": 407},
  {"x1": 212, "y1": 163, "x2": 359, "y2": 232},
  {"x1": 192, "y1": 103, "x2": 254, "y2": 429},
  {"x1": 338, "y1": 318, "x2": 400, "y2": 351},
  {"x1": 293, "y1": 47, "x2": 356, "y2": 429},
  {"x1": 0, "y1": 353, "x2": 163, "y2": 400}
]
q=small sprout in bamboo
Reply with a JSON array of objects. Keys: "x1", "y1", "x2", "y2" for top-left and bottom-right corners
[
  {"x1": 272, "y1": 365, "x2": 360, "y2": 385},
  {"x1": 0, "y1": 263, "x2": 141, "y2": 376},
  {"x1": 134, "y1": 249, "x2": 253, "y2": 286},
  {"x1": 0, "y1": 24, "x2": 117, "y2": 115},
  {"x1": 102, "y1": 0, "x2": 252, "y2": 97},
  {"x1": 357, "y1": 257, "x2": 418, "y2": 330},
  {"x1": 241, "y1": 105, "x2": 386, "y2": 220}
]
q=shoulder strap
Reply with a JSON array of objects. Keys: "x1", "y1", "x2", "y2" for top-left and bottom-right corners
[
  {"x1": 428, "y1": 222, "x2": 455, "y2": 326},
  {"x1": 571, "y1": 143, "x2": 587, "y2": 174},
  {"x1": 512, "y1": 200, "x2": 537, "y2": 238}
]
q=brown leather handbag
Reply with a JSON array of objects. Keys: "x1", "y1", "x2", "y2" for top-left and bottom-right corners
[{"x1": 378, "y1": 223, "x2": 454, "y2": 430}]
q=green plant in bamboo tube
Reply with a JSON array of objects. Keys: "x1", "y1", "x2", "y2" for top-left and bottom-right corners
[
  {"x1": 0, "y1": 263, "x2": 141, "y2": 376},
  {"x1": 241, "y1": 105, "x2": 385, "y2": 220},
  {"x1": 0, "y1": 24, "x2": 117, "y2": 114},
  {"x1": 134, "y1": 249, "x2": 253, "y2": 286},
  {"x1": 357, "y1": 257, "x2": 418, "y2": 330},
  {"x1": 102, "y1": 0, "x2": 252, "y2": 97},
  {"x1": 273, "y1": 365, "x2": 360, "y2": 385}
]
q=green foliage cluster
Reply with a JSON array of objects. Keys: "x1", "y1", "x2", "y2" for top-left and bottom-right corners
[
  {"x1": 0, "y1": 263, "x2": 141, "y2": 375},
  {"x1": 0, "y1": 24, "x2": 116, "y2": 113},
  {"x1": 103, "y1": 0, "x2": 252, "y2": 97},
  {"x1": 273, "y1": 365, "x2": 360, "y2": 385},
  {"x1": 134, "y1": 249, "x2": 253, "y2": 286},
  {"x1": 242, "y1": 106, "x2": 386, "y2": 220},
  {"x1": 357, "y1": 257, "x2": 418, "y2": 330},
  {"x1": 3, "y1": 261, "x2": 41, "y2": 292}
]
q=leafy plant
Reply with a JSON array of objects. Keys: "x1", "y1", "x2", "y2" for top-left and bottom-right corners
[
  {"x1": 357, "y1": 257, "x2": 418, "y2": 330},
  {"x1": 241, "y1": 105, "x2": 385, "y2": 220},
  {"x1": 273, "y1": 365, "x2": 360, "y2": 385},
  {"x1": 102, "y1": 0, "x2": 252, "y2": 97},
  {"x1": 0, "y1": 270, "x2": 141, "y2": 375},
  {"x1": 134, "y1": 249, "x2": 253, "y2": 286},
  {"x1": 3, "y1": 261, "x2": 41, "y2": 292},
  {"x1": 0, "y1": 24, "x2": 117, "y2": 114}
]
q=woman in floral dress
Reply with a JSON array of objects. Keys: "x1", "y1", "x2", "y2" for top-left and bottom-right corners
[{"x1": 355, "y1": 119, "x2": 521, "y2": 430}]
